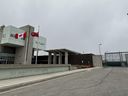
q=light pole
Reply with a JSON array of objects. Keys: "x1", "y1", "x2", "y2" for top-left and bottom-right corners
[{"x1": 98, "y1": 43, "x2": 102, "y2": 55}]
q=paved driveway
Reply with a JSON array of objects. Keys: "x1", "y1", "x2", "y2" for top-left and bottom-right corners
[{"x1": 0, "y1": 67, "x2": 128, "y2": 96}]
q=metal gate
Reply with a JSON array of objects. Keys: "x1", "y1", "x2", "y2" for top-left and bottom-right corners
[{"x1": 105, "y1": 52, "x2": 128, "y2": 67}]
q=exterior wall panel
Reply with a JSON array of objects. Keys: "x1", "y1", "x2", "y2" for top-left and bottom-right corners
[
  {"x1": 93, "y1": 55, "x2": 102, "y2": 67},
  {"x1": 1, "y1": 25, "x2": 46, "y2": 50},
  {"x1": 1, "y1": 25, "x2": 25, "y2": 46}
]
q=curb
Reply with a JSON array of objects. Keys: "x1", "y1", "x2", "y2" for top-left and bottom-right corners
[{"x1": 0, "y1": 67, "x2": 101, "y2": 92}]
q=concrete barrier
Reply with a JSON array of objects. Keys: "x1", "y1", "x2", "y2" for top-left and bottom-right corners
[{"x1": 0, "y1": 64, "x2": 71, "y2": 80}]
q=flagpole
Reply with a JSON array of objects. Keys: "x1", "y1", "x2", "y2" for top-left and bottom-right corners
[{"x1": 35, "y1": 26, "x2": 39, "y2": 64}]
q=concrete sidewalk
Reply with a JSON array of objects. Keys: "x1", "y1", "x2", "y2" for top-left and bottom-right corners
[{"x1": 0, "y1": 67, "x2": 100, "y2": 92}]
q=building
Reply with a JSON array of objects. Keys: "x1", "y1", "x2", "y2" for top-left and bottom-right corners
[
  {"x1": 0, "y1": 25, "x2": 46, "y2": 64},
  {"x1": 32, "y1": 48, "x2": 102, "y2": 68}
]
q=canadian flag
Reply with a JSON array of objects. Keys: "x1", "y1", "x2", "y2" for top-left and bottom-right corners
[
  {"x1": 15, "y1": 32, "x2": 27, "y2": 39},
  {"x1": 31, "y1": 32, "x2": 39, "y2": 37}
]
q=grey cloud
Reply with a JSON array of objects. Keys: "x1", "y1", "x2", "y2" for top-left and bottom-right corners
[{"x1": 0, "y1": 0, "x2": 128, "y2": 54}]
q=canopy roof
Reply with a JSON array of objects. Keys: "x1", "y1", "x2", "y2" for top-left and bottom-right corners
[{"x1": 44, "y1": 48, "x2": 81, "y2": 55}]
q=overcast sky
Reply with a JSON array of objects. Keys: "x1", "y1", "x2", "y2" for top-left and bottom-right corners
[{"x1": 0, "y1": 0, "x2": 128, "y2": 54}]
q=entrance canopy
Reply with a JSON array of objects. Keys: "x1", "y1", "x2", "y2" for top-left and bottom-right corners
[
  {"x1": 44, "y1": 48, "x2": 81, "y2": 55},
  {"x1": 44, "y1": 49, "x2": 81, "y2": 64}
]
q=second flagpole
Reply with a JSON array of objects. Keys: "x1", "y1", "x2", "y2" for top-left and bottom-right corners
[{"x1": 35, "y1": 26, "x2": 39, "y2": 64}]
